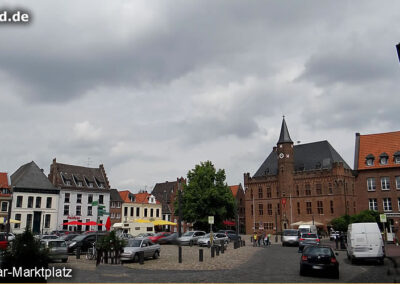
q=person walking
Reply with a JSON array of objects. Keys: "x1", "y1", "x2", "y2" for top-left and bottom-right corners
[
  {"x1": 267, "y1": 233, "x2": 271, "y2": 246},
  {"x1": 257, "y1": 231, "x2": 262, "y2": 247},
  {"x1": 253, "y1": 232, "x2": 258, "y2": 247},
  {"x1": 262, "y1": 230, "x2": 266, "y2": 247}
]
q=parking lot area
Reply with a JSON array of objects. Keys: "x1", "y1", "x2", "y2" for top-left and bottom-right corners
[{"x1": 50, "y1": 239, "x2": 400, "y2": 283}]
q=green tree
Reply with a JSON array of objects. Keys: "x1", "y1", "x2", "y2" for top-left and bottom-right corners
[
  {"x1": 1, "y1": 229, "x2": 49, "y2": 282},
  {"x1": 330, "y1": 215, "x2": 351, "y2": 232},
  {"x1": 330, "y1": 210, "x2": 380, "y2": 232},
  {"x1": 176, "y1": 161, "x2": 236, "y2": 231}
]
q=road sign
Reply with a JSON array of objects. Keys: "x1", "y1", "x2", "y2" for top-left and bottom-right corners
[
  {"x1": 380, "y1": 214, "x2": 387, "y2": 223},
  {"x1": 98, "y1": 205, "x2": 105, "y2": 209},
  {"x1": 91, "y1": 201, "x2": 99, "y2": 206},
  {"x1": 208, "y1": 216, "x2": 214, "y2": 224}
]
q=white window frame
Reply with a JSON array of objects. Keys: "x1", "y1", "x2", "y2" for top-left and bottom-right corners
[
  {"x1": 380, "y1": 157, "x2": 388, "y2": 165},
  {"x1": 367, "y1": 178, "x2": 376, "y2": 191},
  {"x1": 395, "y1": 156, "x2": 400, "y2": 164},
  {"x1": 383, "y1": 198, "x2": 392, "y2": 212},
  {"x1": 366, "y1": 159, "x2": 374, "y2": 166},
  {"x1": 396, "y1": 176, "x2": 400, "y2": 190},
  {"x1": 381, "y1": 177, "x2": 390, "y2": 190},
  {"x1": 369, "y1": 199, "x2": 378, "y2": 211}
]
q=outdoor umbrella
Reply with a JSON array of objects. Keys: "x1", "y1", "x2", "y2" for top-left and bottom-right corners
[
  {"x1": 152, "y1": 220, "x2": 177, "y2": 226},
  {"x1": 83, "y1": 221, "x2": 98, "y2": 226},
  {"x1": 105, "y1": 216, "x2": 111, "y2": 231},
  {"x1": 63, "y1": 221, "x2": 83, "y2": 225},
  {"x1": 9, "y1": 219, "x2": 21, "y2": 224}
]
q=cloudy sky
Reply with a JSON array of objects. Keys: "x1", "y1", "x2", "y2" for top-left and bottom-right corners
[{"x1": 1, "y1": 1, "x2": 399, "y2": 192}]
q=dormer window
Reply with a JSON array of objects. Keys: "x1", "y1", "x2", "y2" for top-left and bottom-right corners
[
  {"x1": 394, "y1": 152, "x2": 400, "y2": 164},
  {"x1": 366, "y1": 154, "x2": 375, "y2": 166},
  {"x1": 73, "y1": 175, "x2": 83, "y2": 187},
  {"x1": 94, "y1": 177, "x2": 104, "y2": 188},
  {"x1": 84, "y1": 177, "x2": 94, "y2": 188},
  {"x1": 61, "y1": 173, "x2": 71, "y2": 186},
  {"x1": 380, "y1": 153, "x2": 389, "y2": 165}
]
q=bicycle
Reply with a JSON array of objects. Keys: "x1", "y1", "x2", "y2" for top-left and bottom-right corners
[{"x1": 86, "y1": 242, "x2": 97, "y2": 260}]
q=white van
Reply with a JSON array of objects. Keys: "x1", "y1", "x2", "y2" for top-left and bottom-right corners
[
  {"x1": 298, "y1": 225, "x2": 318, "y2": 235},
  {"x1": 347, "y1": 222, "x2": 384, "y2": 264}
]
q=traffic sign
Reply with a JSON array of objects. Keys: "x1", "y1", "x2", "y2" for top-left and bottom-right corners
[
  {"x1": 91, "y1": 201, "x2": 99, "y2": 206},
  {"x1": 208, "y1": 216, "x2": 214, "y2": 224},
  {"x1": 380, "y1": 214, "x2": 387, "y2": 223}
]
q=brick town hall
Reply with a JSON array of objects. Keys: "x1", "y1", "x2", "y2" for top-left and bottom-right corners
[{"x1": 244, "y1": 118, "x2": 356, "y2": 234}]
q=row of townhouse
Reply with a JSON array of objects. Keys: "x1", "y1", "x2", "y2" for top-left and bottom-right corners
[{"x1": 244, "y1": 118, "x2": 400, "y2": 241}]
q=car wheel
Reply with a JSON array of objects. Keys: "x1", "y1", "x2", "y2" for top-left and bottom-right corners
[
  {"x1": 153, "y1": 251, "x2": 160, "y2": 259},
  {"x1": 332, "y1": 270, "x2": 339, "y2": 279},
  {"x1": 377, "y1": 257, "x2": 384, "y2": 265},
  {"x1": 299, "y1": 267, "x2": 306, "y2": 276},
  {"x1": 189, "y1": 240, "x2": 194, "y2": 247},
  {"x1": 282, "y1": 243, "x2": 285, "y2": 247},
  {"x1": 133, "y1": 253, "x2": 139, "y2": 263},
  {"x1": 62, "y1": 258, "x2": 68, "y2": 263},
  {"x1": 207, "y1": 241, "x2": 211, "y2": 248}
]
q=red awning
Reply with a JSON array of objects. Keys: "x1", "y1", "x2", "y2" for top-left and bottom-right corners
[
  {"x1": 63, "y1": 221, "x2": 84, "y2": 226},
  {"x1": 223, "y1": 220, "x2": 236, "y2": 226}
]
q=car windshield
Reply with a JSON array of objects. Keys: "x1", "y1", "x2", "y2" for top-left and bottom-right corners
[
  {"x1": 302, "y1": 233, "x2": 318, "y2": 238},
  {"x1": 202, "y1": 234, "x2": 210, "y2": 238},
  {"x1": 183, "y1": 232, "x2": 194, "y2": 236},
  {"x1": 72, "y1": 234, "x2": 87, "y2": 241},
  {"x1": 304, "y1": 247, "x2": 332, "y2": 256},
  {"x1": 284, "y1": 230, "x2": 298, "y2": 236},
  {"x1": 48, "y1": 241, "x2": 67, "y2": 248},
  {"x1": 61, "y1": 234, "x2": 78, "y2": 241},
  {"x1": 154, "y1": 233, "x2": 164, "y2": 237},
  {"x1": 127, "y1": 239, "x2": 142, "y2": 247}
]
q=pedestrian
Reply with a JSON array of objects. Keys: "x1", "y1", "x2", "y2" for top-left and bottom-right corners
[
  {"x1": 257, "y1": 232, "x2": 262, "y2": 247},
  {"x1": 253, "y1": 232, "x2": 257, "y2": 247},
  {"x1": 267, "y1": 233, "x2": 271, "y2": 246},
  {"x1": 335, "y1": 234, "x2": 339, "y2": 250},
  {"x1": 262, "y1": 230, "x2": 266, "y2": 246}
]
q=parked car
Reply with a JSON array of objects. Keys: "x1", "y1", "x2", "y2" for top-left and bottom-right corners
[
  {"x1": 158, "y1": 233, "x2": 179, "y2": 245},
  {"x1": 136, "y1": 233, "x2": 155, "y2": 238},
  {"x1": 178, "y1": 231, "x2": 206, "y2": 246},
  {"x1": 40, "y1": 235, "x2": 59, "y2": 240},
  {"x1": 67, "y1": 232, "x2": 108, "y2": 253},
  {"x1": 330, "y1": 231, "x2": 340, "y2": 241},
  {"x1": 0, "y1": 232, "x2": 15, "y2": 242},
  {"x1": 298, "y1": 233, "x2": 320, "y2": 252},
  {"x1": 198, "y1": 233, "x2": 229, "y2": 247},
  {"x1": 148, "y1": 232, "x2": 172, "y2": 243},
  {"x1": 120, "y1": 238, "x2": 160, "y2": 262},
  {"x1": 300, "y1": 245, "x2": 339, "y2": 278},
  {"x1": 217, "y1": 230, "x2": 241, "y2": 242},
  {"x1": 347, "y1": 222, "x2": 384, "y2": 264},
  {"x1": 60, "y1": 233, "x2": 80, "y2": 246},
  {"x1": 298, "y1": 225, "x2": 318, "y2": 235},
  {"x1": 41, "y1": 239, "x2": 68, "y2": 263},
  {"x1": 282, "y1": 229, "x2": 299, "y2": 246},
  {"x1": 0, "y1": 233, "x2": 9, "y2": 250}
]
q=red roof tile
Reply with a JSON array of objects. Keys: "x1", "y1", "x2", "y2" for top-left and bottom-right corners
[
  {"x1": 229, "y1": 185, "x2": 239, "y2": 197},
  {"x1": 0, "y1": 173, "x2": 9, "y2": 189},
  {"x1": 357, "y1": 131, "x2": 400, "y2": 170},
  {"x1": 118, "y1": 190, "x2": 132, "y2": 203},
  {"x1": 134, "y1": 192, "x2": 160, "y2": 204}
]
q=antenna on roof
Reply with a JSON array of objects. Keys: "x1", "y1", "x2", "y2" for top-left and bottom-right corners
[{"x1": 86, "y1": 157, "x2": 92, "y2": 167}]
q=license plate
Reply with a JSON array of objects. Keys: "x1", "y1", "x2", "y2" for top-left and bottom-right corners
[{"x1": 312, "y1": 265, "x2": 323, "y2": 270}]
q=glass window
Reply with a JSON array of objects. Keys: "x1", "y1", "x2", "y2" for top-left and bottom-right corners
[
  {"x1": 381, "y1": 177, "x2": 390, "y2": 190},
  {"x1": 305, "y1": 184, "x2": 311, "y2": 196},
  {"x1": 396, "y1": 176, "x2": 400, "y2": 190},
  {"x1": 369, "y1": 199, "x2": 378, "y2": 211},
  {"x1": 65, "y1": 193, "x2": 70, "y2": 203},
  {"x1": 1, "y1": 201, "x2": 8, "y2": 212},
  {"x1": 144, "y1": 208, "x2": 148, "y2": 217},
  {"x1": 383, "y1": 198, "x2": 392, "y2": 212},
  {"x1": 367, "y1": 178, "x2": 376, "y2": 191},
  {"x1": 14, "y1": 214, "x2": 21, "y2": 228},
  {"x1": 88, "y1": 194, "x2": 93, "y2": 204},
  {"x1": 16, "y1": 196, "x2": 23, "y2": 208},
  {"x1": 258, "y1": 187, "x2": 263, "y2": 199},
  {"x1": 130, "y1": 207, "x2": 133, "y2": 216},
  {"x1": 88, "y1": 206, "x2": 92, "y2": 216},
  {"x1": 156, "y1": 209, "x2": 160, "y2": 218},
  {"x1": 64, "y1": 205, "x2": 69, "y2": 216},
  {"x1": 35, "y1": 197, "x2": 41, "y2": 208},
  {"x1": 28, "y1": 196, "x2": 33, "y2": 208},
  {"x1": 258, "y1": 203, "x2": 263, "y2": 215},
  {"x1": 45, "y1": 214, "x2": 51, "y2": 228},
  {"x1": 395, "y1": 156, "x2": 400, "y2": 164},
  {"x1": 297, "y1": 202, "x2": 300, "y2": 215},
  {"x1": 316, "y1": 184, "x2": 322, "y2": 195},
  {"x1": 380, "y1": 157, "x2": 388, "y2": 165},
  {"x1": 328, "y1": 183, "x2": 333, "y2": 194},
  {"x1": 266, "y1": 187, "x2": 271, "y2": 198},
  {"x1": 99, "y1": 195, "x2": 104, "y2": 204},
  {"x1": 306, "y1": 202, "x2": 312, "y2": 214},
  {"x1": 150, "y1": 208, "x2": 154, "y2": 217},
  {"x1": 46, "y1": 197, "x2": 52, "y2": 209},
  {"x1": 26, "y1": 214, "x2": 32, "y2": 229},
  {"x1": 317, "y1": 201, "x2": 323, "y2": 214},
  {"x1": 76, "y1": 205, "x2": 81, "y2": 216},
  {"x1": 136, "y1": 207, "x2": 140, "y2": 217},
  {"x1": 366, "y1": 158, "x2": 374, "y2": 166},
  {"x1": 330, "y1": 200, "x2": 334, "y2": 214},
  {"x1": 77, "y1": 194, "x2": 82, "y2": 203},
  {"x1": 267, "y1": 203, "x2": 272, "y2": 215}
]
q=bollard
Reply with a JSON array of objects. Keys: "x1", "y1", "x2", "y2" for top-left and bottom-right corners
[
  {"x1": 243, "y1": 240, "x2": 245, "y2": 246},
  {"x1": 139, "y1": 251, "x2": 144, "y2": 265},
  {"x1": 179, "y1": 246, "x2": 182, "y2": 263},
  {"x1": 216, "y1": 246, "x2": 220, "y2": 256},
  {"x1": 221, "y1": 244, "x2": 225, "y2": 254},
  {"x1": 199, "y1": 249, "x2": 203, "y2": 262},
  {"x1": 211, "y1": 246, "x2": 215, "y2": 258},
  {"x1": 76, "y1": 247, "x2": 80, "y2": 259},
  {"x1": 234, "y1": 241, "x2": 238, "y2": 249}
]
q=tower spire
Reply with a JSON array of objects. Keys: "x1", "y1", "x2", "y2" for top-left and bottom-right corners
[{"x1": 277, "y1": 117, "x2": 293, "y2": 144}]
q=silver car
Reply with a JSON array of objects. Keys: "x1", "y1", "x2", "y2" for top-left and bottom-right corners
[
  {"x1": 198, "y1": 233, "x2": 229, "y2": 247},
  {"x1": 41, "y1": 239, "x2": 68, "y2": 263},
  {"x1": 120, "y1": 238, "x2": 161, "y2": 262},
  {"x1": 178, "y1": 231, "x2": 206, "y2": 246},
  {"x1": 282, "y1": 229, "x2": 299, "y2": 246},
  {"x1": 298, "y1": 233, "x2": 320, "y2": 252}
]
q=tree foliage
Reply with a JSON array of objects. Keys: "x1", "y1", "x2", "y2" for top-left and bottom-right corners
[
  {"x1": 175, "y1": 161, "x2": 236, "y2": 231},
  {"x1": 1, "y1": 228, "x2": 49, "y2": 282},
  {"x1": 330, "y1": 210, "x2": 380, "y2": 232}
]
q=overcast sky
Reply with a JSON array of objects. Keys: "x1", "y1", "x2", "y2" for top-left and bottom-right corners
[{"x1": 1, "y1": 1, "x2": 399, "y2": 192}]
